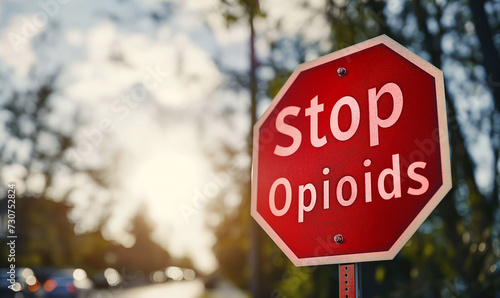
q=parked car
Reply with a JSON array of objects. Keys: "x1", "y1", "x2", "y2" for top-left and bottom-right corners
[
  {"x1": 0, "y1": 267, "x2": 41, "y2": 297},
  {"x1": 43, "y1": 269, "x2": 92, "y2": 298}
]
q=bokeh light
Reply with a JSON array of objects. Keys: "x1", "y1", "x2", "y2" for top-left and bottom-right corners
[
  {"x1": 104, "y1": 268, "x2": 121, "y2": 287},
  {"x1": 166, "y1": 266, "x2": 183, "y2": 281}
]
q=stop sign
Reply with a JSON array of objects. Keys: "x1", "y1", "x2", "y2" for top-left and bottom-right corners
[{"x1": 251, "y1": 35, "x2": 452, "y2": 266}]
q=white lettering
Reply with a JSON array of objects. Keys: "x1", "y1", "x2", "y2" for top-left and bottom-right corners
[
  {"x1": 368, "y1": 82, "x2": 403, "y2": 147},
  {"x1": 336, "y1": 176, "x2": 357, "y2": 206},
  {"x1": 298, "y1": 183, "x2": 316, "y2": 223},
  {"x1": 378, "y1": 154, "x2": 402, "y2": 200},
  {"x1": 269, "y1": 177, "x2": 292, "y2": 216},
  {"x1": 330, "y1": 96, "x2": 360, "y2": 141},
  {"x1": 305, "y1": 95, "x2": 326, "y2": 148},
  {"x1": 274, "y1": 106, "x2": 302, "y2": 156},
  {"x1": 407, "y1": 161, "x2": 429, "y2": 195}
]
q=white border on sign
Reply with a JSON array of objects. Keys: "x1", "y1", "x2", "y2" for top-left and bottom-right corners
[{"x1": 250, "y1": 34, "x2": 452, "y2": 266}]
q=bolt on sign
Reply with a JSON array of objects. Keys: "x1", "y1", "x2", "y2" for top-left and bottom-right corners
[{"x1": 251, "y1": 35, "x2": 452, "y2": 266}]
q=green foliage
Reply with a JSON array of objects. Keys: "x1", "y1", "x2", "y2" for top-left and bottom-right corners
[
  {"x1": 219, "y1": 0, "x2": 263, "y2": 27},
  {"x1": 273, "y1": 264, "x2": 315, "y2": 298},
  {"x1": 0, "y1": 195, "x2": 113, "y2": 272},
  {"x1": 113, "y1": 204, "x2": 171, "y2": 275},
  {"x1": 0, "y1": 195, "x2": 171, "y2": 279}
]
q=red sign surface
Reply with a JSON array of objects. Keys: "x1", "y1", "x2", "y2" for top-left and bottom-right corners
[{"x1": 251, "y1": 35, "x2": 451, "y2": 266}]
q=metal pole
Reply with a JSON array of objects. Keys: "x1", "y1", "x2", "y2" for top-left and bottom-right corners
[{"x1": 339, "y1": 263, "x2": 361, "y2": 298}]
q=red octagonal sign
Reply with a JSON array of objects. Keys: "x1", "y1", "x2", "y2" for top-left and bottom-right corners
[{"x1": 251, "y1": 35, "x2": 452, "y2": 266}]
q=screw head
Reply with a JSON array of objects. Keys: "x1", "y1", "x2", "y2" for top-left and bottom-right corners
[
  {"x1": 337, "y1": 67, "x2": 347, "y2": 77},
  {"x1": 334, "y1": 234, "x2": 344, "y2": 244}
]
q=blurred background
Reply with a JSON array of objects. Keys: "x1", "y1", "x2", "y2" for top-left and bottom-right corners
[{"x1": 0, "y1": 0, "x2": 499, "y2": 297}]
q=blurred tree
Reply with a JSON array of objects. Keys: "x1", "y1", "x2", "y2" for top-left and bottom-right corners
[
  {"x1": 0, "y1": 5, "x2": 175, "y2": 277},
  {"x1": 209, "y1": 0, "x2": 500, "y2": 297},
  {"x1": 113, "y1": 204, "x2": 171, "y2": 278},
  {"x1": 384, "y1": 0, "x2": 500, "y2": 296},
  {"x1": 0, "y1": 80, "x2": 118, "y2": 281},
  {"x1": 211, "y1": 0, "x2": 266, "y2": 296},
  {"x1": 206, "y1": 0, "x2": 304, "y2": 297},
  {"x1": 469, "y1": 0, "x2": 500, "y2": 110},
  {"x1": 0, "y1": 195, "x2": 75, "y2": 268},
  {"x1": 0, "y1": 193, "x2": 120, "y2": 277}
]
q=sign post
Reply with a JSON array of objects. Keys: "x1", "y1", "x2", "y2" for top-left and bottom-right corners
[
  {"x1": 339, "y1": 263, "x2": 361, "y2": 297},
  {"x1": 251, "y1": 35, "x2": 451, "y2": 296}
]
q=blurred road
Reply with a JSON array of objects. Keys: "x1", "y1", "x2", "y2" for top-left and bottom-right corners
[
  {"x1": 110, "y1": 278, "x2": 247, "y2": 298},
  {"x1": 112, "y1": 280, "x2": 204, "y2": 298}
]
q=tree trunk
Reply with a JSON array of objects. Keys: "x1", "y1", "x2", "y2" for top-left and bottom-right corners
[
  {"x1": 469, "y1": 0, "x2": 500, "y2": 111},
  {"x1": 248, "y1": 3, "x2": 261, "y2": 297}
]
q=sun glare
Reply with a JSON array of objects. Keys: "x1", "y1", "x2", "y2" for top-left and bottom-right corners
[
  {"x1": 128, "y1": 149, "x2": 205, "y2": 217},
  {"x1": 121, "y1": 128, "x2": 218, "y2": 272}
]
